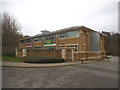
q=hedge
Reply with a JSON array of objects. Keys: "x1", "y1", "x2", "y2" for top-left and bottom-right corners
[{"x1": 23, "y1": 56, "x2": 65, "y2": 63}]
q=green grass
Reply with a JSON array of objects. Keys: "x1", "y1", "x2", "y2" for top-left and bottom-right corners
[{"x1": 2, "y1": 56, "x2": 23, "y2": 62}]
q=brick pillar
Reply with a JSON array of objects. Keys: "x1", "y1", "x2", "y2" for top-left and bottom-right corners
[
  {"x1": 102, "y1": 36, "x2": 105, "y2": 60},
  {"x1": 83, "y1": 31, "x2": 88, "y2": 51},
  {"x1": 71, "y1": 48, "x2": 74, "y2": 61},
  {"x1": 102, "y1": 36, "x2": 105, "y2": 51},
  {"x1": 79, "y1": 30, "x2": 84, "y2": 51},
  {"x1": 100, "y1": 36, "x2": 102, "y2": 51},
  {"x1": 41, "y1": 38, "x2": 44, "y2": 50},
  {"x1": 78, "y1": 30, "x2": 83, "y2": 51},
  {"x1": 31, "y1": 39, "x2": 34, "y2": 50},
  {"x1": 56, "y1": 34, "x2": 59, "y2": 50},
  {"x1": 86, "y1": 32, "x2": 89, "y2": 51},
  {"x1": 79, "y1": 30, "x2": 88, "y2": 60}
]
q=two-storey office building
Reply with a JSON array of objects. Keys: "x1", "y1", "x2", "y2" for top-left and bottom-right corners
[{"x1": 17, "y1": 26, "x2": 105, "y2": 61}]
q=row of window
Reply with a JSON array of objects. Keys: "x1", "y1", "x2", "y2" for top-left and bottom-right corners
[
  {"x1": 59, "y1": 45, "x2": 78, "y2": 51},
  {"x1": 20, "y1": 39, "x2": 32, "y2": 43},
  {"x1": 34, "y1": 46, "x2": 56, "y2": 50},
  {"x1": 59, "y1": 31, "x2": 79, "y2": 39},
  {"x1": 45, "y1": 34, "x2": 56, "y2": 40},
  {"x1": 44, "y1": 46, "x2": 56, "y2": 50},
  {"x1": 34, "y1": 37, "x2": 41, "y2": 42},
  {"x1": 21, "y1": 32, "x2": 100, "y2": 51},
  {"x1": 19, "y1": 31, "x2": 80, "y2": 44},
  {"x1": 34, "y1": 47, "x2": 42, "y2": 50},
  {"x1": 34, "y1": 45, "x2": 78, "y2": 51}
]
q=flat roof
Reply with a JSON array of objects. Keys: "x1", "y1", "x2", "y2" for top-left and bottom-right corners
[{"x1": 18, "y1": 26, "x2": 100, "y2": 41}]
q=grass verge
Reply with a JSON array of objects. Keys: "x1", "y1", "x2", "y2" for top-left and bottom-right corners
[{"x1": 2, "y1": 56, "x2": 23, "y2": 62}]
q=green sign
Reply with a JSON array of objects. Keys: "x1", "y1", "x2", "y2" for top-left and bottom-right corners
[{"x1": 44, "y1": 40, "x2": 55, "y2": 45}]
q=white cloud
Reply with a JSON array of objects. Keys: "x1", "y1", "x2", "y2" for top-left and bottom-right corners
[{"x1": 0, "y1": 0, "x2": 118, "y2": 36}]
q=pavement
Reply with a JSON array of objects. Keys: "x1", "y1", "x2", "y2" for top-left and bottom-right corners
[
  {"x1": 2, "y1": 60, "x2": 106, "y2": 68},
  {"x1": 2, "y1": 59, "x2": 118, "y2": 88},
  {"x1": 2, "y1": 55, "x2": 117, "y2": 68},
  {"x1": 2, "y1": 55, "x2": 118, "y2": 68},
  {"x1": 2, "y1": 56, "x2": 119, "y2": 88}
]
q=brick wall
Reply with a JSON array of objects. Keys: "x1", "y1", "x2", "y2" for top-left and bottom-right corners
[
  {"x1": 16, "y1": 49, "x2": 22, "y2": 57},
  {"x1": 26, "y1": 50, "x2": 62, "y2": 58}
]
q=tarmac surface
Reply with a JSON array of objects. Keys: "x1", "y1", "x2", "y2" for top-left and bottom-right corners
[
  {"x1": 2, "y1": 61, "x2": 85, "y2": 68},
  {"x1": 2, "y1": 56, "x2": 118, "y2": 88}
]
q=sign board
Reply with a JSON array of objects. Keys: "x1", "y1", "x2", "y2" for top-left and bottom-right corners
[
  {"x1": 44, "y1": 40, "x2": 56, "y2": 45},
  {"x1": 26, "y1": 43, "x2": 31, "y2": 47}
]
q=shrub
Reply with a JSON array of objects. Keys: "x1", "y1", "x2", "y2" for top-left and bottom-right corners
[
  {"x1": 2, "y1": 49, "x2": 15, "y2": 56},
  {"x1": 23, "y1": 56, "x2": 65, "y2": 63}
]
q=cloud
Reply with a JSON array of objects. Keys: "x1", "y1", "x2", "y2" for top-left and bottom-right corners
[{"x1": 0, "y1": 0, "x2": 118, "y2": 36}]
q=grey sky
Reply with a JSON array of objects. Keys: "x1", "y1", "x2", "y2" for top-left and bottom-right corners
[{"x1": 0, "y1": 0, "x2": 119, "y2": 36}]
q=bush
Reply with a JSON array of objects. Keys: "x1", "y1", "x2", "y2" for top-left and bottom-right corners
[
  {"x1": 2, "y1": 46, "x2": 16, "y2": 56},
  {"x1": 2, "y1": 49, "x2": 15, "y2": 56},
  {"x1": 23, "y1": 56, "x2": 65, "y2": 63}
]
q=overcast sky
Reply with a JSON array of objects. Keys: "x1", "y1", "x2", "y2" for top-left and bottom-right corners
[{"x1": 0, "y1": 0, "x2": 119, "y2": 36}]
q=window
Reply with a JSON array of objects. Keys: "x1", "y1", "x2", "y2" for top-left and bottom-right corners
[
  {"x1": 51, "y1": 46, "x2": 56, "y2": 50},
  {"x1": 45, "y1": 34, "x2": 56, "y2": 40},
  {"x1": 20, "y1": 40, "x2": 25, "y2": 43},
  {"x1": 34, "y1": 47, "x2": 42, "y2": 50},
  {"x1": 70, "y1": 45, "x2": 78, "y2": 51},
  {"x1": 59, "y1": 31, "x2": 79, "y2": 39},
  {"x1": 45, "y1": 36, "x2": 50, "y2": 40},
  {"x1": 51, "y1": 34, "x2": 56, "y2": 40},
  {"x1": 26, "y1": 39, "x2": 32, "y2": 43},
  {"x1": 27, "y1": 47, "x2": 31, "y2": 50},
  {"x1": 59, "y1": 45, "x2": 78, "y2": 51},
  {"x1": 88, "y1": 32, "x2": 100, "y2": 51},
  {"x1": 59, "y1": 46, "x2": 62, "y2": 50},
  {"x1": 44, "y1": 46, "x2": 56, "y2": 50},
  {"x1": 34, "y1": 37, "x2": 41, "y2": 42}
]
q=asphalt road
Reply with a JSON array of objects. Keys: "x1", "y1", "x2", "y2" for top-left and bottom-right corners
[{"x1": 2, "y1": 60, "x2": 118, "y2": 88}]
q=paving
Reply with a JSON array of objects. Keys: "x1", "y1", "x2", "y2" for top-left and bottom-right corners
[
  {"x1": 2, "y1": 60, "x2": 102, "y2": 68},
  {"x1": 2, "y1": 56, "x2": 118, "y2": 88}
]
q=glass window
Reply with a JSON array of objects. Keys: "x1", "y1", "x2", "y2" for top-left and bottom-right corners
[
  {"x1": 34, "y1": 46, "x2": 42, "y2": 50},
  {"x1": 27, "y1": 47, "x2": 31, "y2": 50},
  {"x1": 59, "y1": 46, "x2": 62, "y2": 50},
  {"x1": 70, "y1": 45, "x2": 78, "y2": 51},
  {"x1": 88, "y1": 32, "x2": 100, "y2": 51},
  {"x1": 44, "y1": 34, "x2": 56, "y2": 41},
  {"x1": 60, "y1": 31, "x2": 79, "y2": 39},
  {"x1": 44, "y1": 46, "x2": 56, "y2": 50},
  {"x1": 26, "y1": 39, "x2": 32, "y2": 43},
  {"x1": 46, "y1": 36, "x2": 50, "y2": 40},
  {"x1": 51, "y1": 34, "x2": 56, "y2": 40},
  {"x1": 20, "y1": 40, "x2": 25, "y2": 43},
  {"x1": 34, "y1": 37, "x2": 41, "y2": 42},
  {"x1": 44, "y1": 46, "x2": 49, "y2": 50}
]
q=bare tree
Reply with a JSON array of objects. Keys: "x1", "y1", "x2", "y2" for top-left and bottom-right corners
[
  {"x1": 102, "y1": 31, "x2": 120, "y2": 56},
  {"x1": 2, "y1": 12, "x2": 23, "y2": 56}
]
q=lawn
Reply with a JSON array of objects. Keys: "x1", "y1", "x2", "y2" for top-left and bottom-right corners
[{"x1": 2, "y1": 56, "x2": 23, "y2": 62}]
